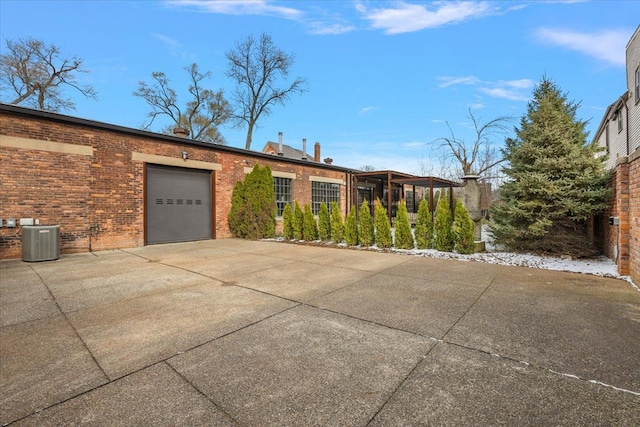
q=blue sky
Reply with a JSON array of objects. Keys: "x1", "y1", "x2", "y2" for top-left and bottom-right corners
[{"x1": 1, "y1": 0, "x2": 638, "y2": 174}]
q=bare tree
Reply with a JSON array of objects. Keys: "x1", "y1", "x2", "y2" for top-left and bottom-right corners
[
  {"x1": 433, "y1": 109, "x2": 512, "y2": 177},
  {"x1": 0, "y1": 37, "x2": 97, "y2": 111},
  {"x1": 359, "y1": 165, "x2": 378, "y2": 172},
  {"x1": 133, "y1": 63, "x2": 231, "y2": 144},
  {"x1": 226, "y1": 33, "x2": 307, "y2": 150}
]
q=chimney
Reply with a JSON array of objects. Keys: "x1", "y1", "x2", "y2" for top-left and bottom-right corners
[
  {"x1": 314, "y1": 142, "x2": 320, "y2": 162},
  {"x1": 302, "y1": 138, "x2": 307, "y2": 160},
  {"x1": 324, "y1": 157, "x2": 333, "y2": 165},
  {"x1": 173, "y1": 127, "x2": 190, "y2": 138},
  {"x1": 278, "y1": 132, "x2": 283, "y2": 156}
]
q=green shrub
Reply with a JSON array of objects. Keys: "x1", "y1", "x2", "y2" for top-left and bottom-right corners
[
  {"x1": 374, "y1": 199, "x2": 392, "y2": 248},
  {"x1": 415, "y1": 198, "x2": 433, "y2": 249},
  {"x1": 293, "y1": 201, "x2": 304, "y2": 240},
  {"x1": 434, "y1": 191, "x2": 454, "y2": 252},
  {"x1": 330, "y1": 201, "x2": 344, "y2": 243},
  {"x1": 228, "y1": 180, "x2": 246, "y2": 237},
  {"x1": 358, "y1": 200, "x2": 375, "y2": 247},
  {"x1": 453, "y1": 199, "x2": 476, "y2": 254},
  {"x1": 282, "y1": 203, "x2": 293, "y2": 239},
  {"x1": 318, "y1": 202, "x2": 331, "y2": 241},
  {"x1": 394, "y1": 199, "x2": 414, "y2": 249},
  {"x1": 344, "y1": 207, "x2": 359, "y2": 246},
  {"x1": 228, "y1": 165, "x2": 276, "y2": 239},
  {"x1": 303, "y1": 203, "x2": 318, "y2": 240}
]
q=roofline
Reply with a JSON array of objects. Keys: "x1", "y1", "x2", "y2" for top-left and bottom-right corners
[
  {"x1": 626, "y1": 25, "x2": 640, "y2": 50},
  {"x1": 0, "y1": 103, "x2": 355, "y2": 173},
  {"x1": 591, "y1": 92, "x2": 629, "y2": 143}
]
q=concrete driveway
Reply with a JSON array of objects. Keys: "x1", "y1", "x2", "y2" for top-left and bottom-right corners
[{"x1": 1, "y1": 239, "x2": 639, "y2": 426}]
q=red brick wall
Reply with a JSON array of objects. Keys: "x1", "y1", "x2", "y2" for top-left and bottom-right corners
[
  {"x1": 600, "y1": 153, "x2": 640, "y2": 284},
  {"x1": 1, "y1": 109, "x2": 350, "y2": 259}
]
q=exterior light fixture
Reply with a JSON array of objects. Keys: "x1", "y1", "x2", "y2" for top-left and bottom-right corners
[{"x1": 181, "y1": 151, "x2": 188, "y2": 161}]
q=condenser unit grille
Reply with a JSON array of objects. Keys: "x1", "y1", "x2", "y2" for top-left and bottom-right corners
[{"x1": 22, "y1": 225, "x2": 61, "y2": 262}]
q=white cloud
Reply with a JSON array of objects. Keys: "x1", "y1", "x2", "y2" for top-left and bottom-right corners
[
  {"x1": 358, "y1": 106, "x2": 376, "y2": 115},
  {"x1": 437, "y1": 75, "x2": 481, "y2": 88},
  {"x1": 308, "y1": 22, "x2": 355, "y2": 35},
  {"x1": 478, "y1": 87, "x2": 529, "y2": 101},
  {"x1": 358, "y1": 1, "x2": 493, "y2": 34},
  {"x1": 536, "y1": 28, "x2": 630, "y2": 66},
  {"x1": 151, "y1": 33, "x2": 195, "y2": 60},
  {"x1": 165, "y1": 0, "x2": 303, "y2": 20}
]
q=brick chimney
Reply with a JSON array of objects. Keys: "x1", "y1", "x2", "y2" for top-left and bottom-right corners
[
  {"x1": 314, "y1": 142, "x2": 320, "y2": 162},
  {"x1": 302, "y1": 138, "x2": 307, "y2": 160},
  {"x1": 173, "y1": 127, "x2": 189, "y2": 138}
]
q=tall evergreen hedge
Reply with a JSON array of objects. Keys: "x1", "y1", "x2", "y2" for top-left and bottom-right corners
[
  {"x1": 434, "y1": 191, "x2": 454, "y2": 251},
  {"x1": 344, "y1": 207, "x2": 358, "y2": 246},
  {"x1": 293, "y1": 201, "x2": 304, "y2": 240},
  {"x1": 374, "y1": 200, "x2": 392, "y2": 248},
  {"x1": 394, "y1": 199, "x2": 414, "y2": 249},
  {"x1": 303, "y1": 203, "x2": 318, "y2": 240},
  {"x1": 453, "y1": 199, "x2": 476, "y2": 254},
  {"x1": 318, "y1": 202, "x2": 331, "y2": 241},
  {"x1": 330, "y1": 201, "x2": 344, "y2": 243},
  {"x1": 415, "y1": 198, "x2": 433, "y2": 249},
  {"x1": 228, "y1": 165, "x2": 276, "y2": 239},
  {"x1": 282, "y1": 203, "x2": 293, "y2": 239},
  {"x1": 358, "y1": 200, "x2": 375, "y2": 247}
]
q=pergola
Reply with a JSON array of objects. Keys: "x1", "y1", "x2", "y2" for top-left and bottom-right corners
[{"x1": 353, "y1": 170, "x2": 460, "y2": 224}]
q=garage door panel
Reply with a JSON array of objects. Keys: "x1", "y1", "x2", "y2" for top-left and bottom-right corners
[{"x1": 146, "y1": 165, "x2": 212, "y2": 244}]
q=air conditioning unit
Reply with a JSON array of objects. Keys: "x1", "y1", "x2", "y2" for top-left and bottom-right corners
[{"x1": 22, "y1": 225, "x2": 60, "y2": 262}]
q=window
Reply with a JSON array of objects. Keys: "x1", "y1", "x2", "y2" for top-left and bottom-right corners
[
  {"x1": 405, "y1": 190, "x2": 415, "y2": 213},
  {"x1": 274, "y1": 177, "x2": 292, "y2": 217},
  {"x1": 357, "y1": 185, "x2": 374, "y2": 208},
  {"x1": 617, "y1": 108, "x2": 623, "y2": 134},
  {"x1": 312, "y1": 181, "x2": 340, "y2": 215},
  {"x1": 635, "y1": 66, "x2": 639, "y2": 104}
]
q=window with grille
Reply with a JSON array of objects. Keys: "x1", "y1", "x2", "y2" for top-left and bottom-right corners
[
  {"x1": 312, "y1": 181, "x2": 340, "y2": 215},
  {"x1": 636, "y1": 66, "x2": 639, "y2": 104},
  {"x1": 617, "y1": 108, "x2": 623, "y2": 133},
  {"x1": 274, "y1": 177, "x2": 292, "y2": 217}
]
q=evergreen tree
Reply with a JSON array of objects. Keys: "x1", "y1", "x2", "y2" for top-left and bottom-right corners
[
  {"x1": 318, "y1": 202, "x2": 331, "y2": 241},
  {"x1": 374, "y1": 199, "x2": 392, "y2": 248},
  {"x1": 394, "y1": 199, "x2": 414, "y2": 249},
  {"x1": 358, "y1": 200, "x2": 375, "y2": 247},
  {"x1": 293, "y1": 201, "x2": 304, "y2": 240},
  {"x1": 228, "y1": 180, "x2": 246, "y2": 237},
  {"x1": 303, "y1": 203, "x2": 318, "y2": 240},
  {"x1": 344, "y1": 207, "x2": 359, "y2": 246},
  {"x1": 490, "y1": 77, "x2": 610, "y2": 256},
  {"x1": 415, "y1": 198, "x2": 433, "y2": 249},
  {"x1": 282, "y1": 202, "x2": 293, "y2": 239},
  {"x1": 228, "y1": 165, "x2": 276, "y2": 239},
  {"x1": 330, "y1": 201, "x2": 344, "y2": 243},
  {"x1": 453, "y1": 199, "x2": 476, "y2": 254},
  {"x1": 434, "y1": 191, "x2": 454, "y2": 251}
]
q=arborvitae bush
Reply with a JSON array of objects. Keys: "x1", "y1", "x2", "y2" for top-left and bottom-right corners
[
  {"x1": 434, "y1": 191, "x2": 454, "y2": 251},
  {"x1": 318, "y1": 202, "x2": 331, "y2": 241},
  {"x1": 330, "y1": 201, "x2": 344, "y2": 243},
  {"x1": 303, "y1": 203, "x2": 318, "y2": 240},
  {"x1": 453, "y1": 199, "x2": 476, "y2": 254},
  {"x1": 394, "y1": 199, "x2": 414, "y2": 249},
  {"x1": 374, "y1": 199, "x2": 392, "y2": 248},
  {"x1": 282, "y1": 203, "x2": 293, "y2": 239},
  {"x1": 228, "y1": 180, "x2": 246, "y2": 237},
  {"x1": 293, "y1": 201, "x2": 304, "y2": 240},
  {"x1": 358, "y1": 200, "x2": 375, "y2": 247},
  {"x1": 228, "y1": 165, "x2": 276, "y2": 239},
  {"x1": 415, "y1": 198, "x2": 433, "y2": 249},
  {"x1": 344, "y1": 207, "x2": 359, "y2": 246}
]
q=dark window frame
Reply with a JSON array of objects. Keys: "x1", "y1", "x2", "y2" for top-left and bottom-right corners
[
  {"x1": 311, "y1": 181, "x2": 340, "y2": 215},
  {"x1": 274, "y1": 176, "x2": 293, "y2": 217}
]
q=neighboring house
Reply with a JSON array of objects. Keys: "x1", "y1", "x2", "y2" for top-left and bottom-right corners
[{"x1": 595, "y1": 25, "x2": 640, "y2": 284}]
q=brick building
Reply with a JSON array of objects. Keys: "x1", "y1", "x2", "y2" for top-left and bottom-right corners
[
  {"x1": 594, "y1": 26, "x2": 640, "y2": 284},
  {"x1": 0, "y1": 104, "x2": 355, "y2": 259}
]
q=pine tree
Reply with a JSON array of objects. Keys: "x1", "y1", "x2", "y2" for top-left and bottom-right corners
[
  {"x1": 490, "y1": 77, "x2": 610, "y2": 256},
  {"x1": 228, "y1": 165, "x2": 276, "y2": 239},
  {"x1": 434, "y1": 191, "x2": 454, "y2": 252},
  {"x1": 282, "y1": 202, "x2": 293, "y2": 239},
  {"x1": 394, "y1": 199, "x2": 414, "y2": 249},
  {"x1": 358, "y1": 200, "x2": 375, "y2": 247},
  {"x1": 318, "y1": 202, "x2": 331, "y2": 241},
  {"x1": 330, "y1": 201, "x2": 344, "y2": 243},
  {"x1": 374, "y1": 199, "x2": 392, "y2": 248},
  {"x1": 293, "y1": 201, "x2": 304, "y2": 240},
  {"x1": 303, "y1": 203, "x2": 318, "y2": 240},
  {"x1": 415, "y1": 198, "x2": 433, "y2": 249},
  {"x1": 453, "y1": 199, "x2": 476, "y2": 254},
  {"x1": 344, "y1": 207, "x2": 359, "y2": 246}
]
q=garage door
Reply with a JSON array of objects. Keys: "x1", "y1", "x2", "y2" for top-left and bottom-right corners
[{"x1": 146, "y1": 164, "x2": 212, "y2": 244}]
